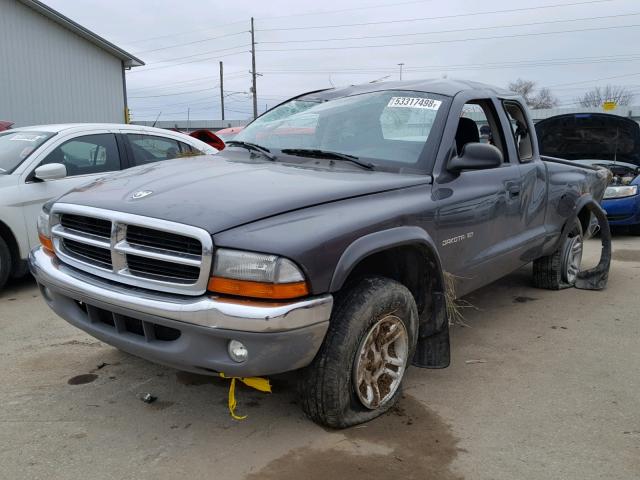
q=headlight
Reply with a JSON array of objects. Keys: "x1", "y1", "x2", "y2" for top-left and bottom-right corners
[
  {"x1": 208, "y1": 249, "x2": 309, "y2": 299},
  {"x1": 37, "y1": 208, "x2": 54, "y2": 253},
  {"x1": 604, "y1": 185, "x2": 638, "y2": 199}
]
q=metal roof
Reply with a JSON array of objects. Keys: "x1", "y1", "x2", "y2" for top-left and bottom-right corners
[{"x1": 18, "y1": 0, "x2": 144, "y2": 67}]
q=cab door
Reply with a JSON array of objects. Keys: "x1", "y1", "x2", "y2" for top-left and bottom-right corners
[
  {"x1": 501, "y1": 100, "x2": 548, "y2": 242},
  {"x1": 18, "y1": 131, "x2": 123, "y2": 250},
  {"x1": 433, "y1": 98, "x2": 527, "y2": 296}
]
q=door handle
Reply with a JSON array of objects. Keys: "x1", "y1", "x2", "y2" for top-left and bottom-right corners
[{"x1": 508, "y1": 186, "x2": 521, "y2": 197}]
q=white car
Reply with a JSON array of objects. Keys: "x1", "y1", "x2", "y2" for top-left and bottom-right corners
[{"x1": 0, "y1": 123, "x2": 217, "y2": 290}]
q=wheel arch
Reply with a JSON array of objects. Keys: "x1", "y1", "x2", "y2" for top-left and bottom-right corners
[
  {"x1": 551, "y1": 194, "x2": 611, "y2": 290},
  {"x1": 0, "y1": 219, "x2": 21, "y2": 274},
  {"x1": 576, "y1": 196, "x2": 594, "y2": 236},
  {"x1": 329, "y1": 226, "x2": 450, "y2": 368}
]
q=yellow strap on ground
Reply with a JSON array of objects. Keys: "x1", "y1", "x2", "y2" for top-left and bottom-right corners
[{"x1": 218, "y1": 373, "x2": 272, "y2": 420}]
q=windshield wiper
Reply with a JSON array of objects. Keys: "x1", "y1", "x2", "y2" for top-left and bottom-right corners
[
  {"x1": 226, "y1": 141, "x2": 277, "y2": 161},
  {"x1": 280, "y1": 148, "x2": 374, "y2": 170}
]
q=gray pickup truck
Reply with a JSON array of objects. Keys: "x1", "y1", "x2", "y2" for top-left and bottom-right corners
[{"x1": 30, "y1": 80, "x2": 611, "y2": 427}]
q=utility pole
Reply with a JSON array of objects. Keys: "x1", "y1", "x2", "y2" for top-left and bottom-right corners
[
  {"x1": 219, "y1": 61, "x2": 225, "y2": 121},
  {"x1": 250, "y1": 17, "x2": 258, "y2": 119},
  {"x1": 397, "y1": 63, "x2": 404, "y2": 81}
]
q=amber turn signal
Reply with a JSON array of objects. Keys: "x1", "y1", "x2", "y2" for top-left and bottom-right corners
[
  {"x1": 208, "y1": 277, "x2": 309, "y2": 300},
  {"x1": 39, "y1": 233, "x2": 54, "y2": 254}
]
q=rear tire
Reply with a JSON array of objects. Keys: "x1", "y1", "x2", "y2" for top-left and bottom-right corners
[
  {"x1": 0, "y1": 237, "x2": 12, "y2": 291},
  {"x1": 299, "y1": 276, "x2": 418, "y2": 428},
  {"x1": 533, "y1": 218, "x2": 583, "y2": 289}
]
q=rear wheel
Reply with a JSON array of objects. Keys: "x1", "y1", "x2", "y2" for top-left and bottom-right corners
[
  {"x1": 0, "y1": 237, "x2": 12, "y2": 291},
  {"x1": 299, "y1": 276, "x2": 418, "y2": 428},
  {"x1": 533, "y1": 218, "x2": 583, "y2": 289}
]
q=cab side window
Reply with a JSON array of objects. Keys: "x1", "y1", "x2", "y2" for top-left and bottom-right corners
[
  {"x1": 456, "y1": 101, "x2": 507, "y2": 162},
  {"x1": 126, "y1": 134, "x2": 181, "y2": 166},
  {"x1": 503, "y1": 101, "x2": 534, "y2": 161},
  {"x1": 41, "y1": 134, "x2": 120, "y2": 176}
]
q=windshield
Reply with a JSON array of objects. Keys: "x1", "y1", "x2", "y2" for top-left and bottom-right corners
[
  {"x1": 234, "y1": 90, "x2": 446, "y2": 171},
  {"x1": 0, "y1": 131, "x2": 55, "y2": 173}
]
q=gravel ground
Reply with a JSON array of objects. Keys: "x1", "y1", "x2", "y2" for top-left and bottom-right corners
[{"x1": 1, "y1": 236, "x2": 638, "y2": 480}]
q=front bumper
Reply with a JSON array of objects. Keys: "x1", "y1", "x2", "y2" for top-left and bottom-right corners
[
  {"x1": 29, "y1": 247, "x2": 333, "y2": 376},
  {"x1": 602, "y1": 194, "x2": 640, "y2": 226}
]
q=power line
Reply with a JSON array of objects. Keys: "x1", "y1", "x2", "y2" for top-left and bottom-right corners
[
  {"x1": 128, "y1": 75, "x2": 216, "y2": 92},
  {"x1": 258, "y1": 12, "x2": 640, "y2": 44},
  {"x1": 255, "y1": 0, "x2": 436, "y2": 22},
  {"x1": 128, "y1": 49, "x2": 249, "y2": 73},
  {"x1": 130, "y1": 94, "x2": 225, "y2": 109},
  {"x1": 259, "y1": 54, "x2": 640, "y2": 75},
  {"x1": 123, "y1": 19, "x2": 248, "y2": 45},
  {"x1": 127, "y1": 72, "x2": 250, "y2": 93},
  {"x1": 256, "y1": 0, "x2": 615, "y2": 31},
  {"x1": 546, "y1": 72, "x2": 640, "y2": 87},
  {"x1": 146, "y1": 44, "x2": 251, "y2": 65},
  {"x1": 259, "y1": 23, "x2": 640, "y2": 52},
  {"x1": 123, "y1": 0, "x2": 435, "y2": 47},
  {"x1": 133, "y1": 31, "x2": 247, "y2": 54},
  {"x1": 129, "y1": 86, "x2": 220, "y2": 99}
]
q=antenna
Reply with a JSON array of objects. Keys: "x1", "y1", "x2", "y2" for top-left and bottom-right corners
[{"x1": 152, "y1": 111, "x2": 162, "y2": 128}]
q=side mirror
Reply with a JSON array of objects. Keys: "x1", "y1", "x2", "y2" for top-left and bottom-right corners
[
  {"x1": 448, "y1": 143, "x2": 503, "y2": 172},
  {"x1": 35, "y1": 163, "x2": 67, "y2": 181}
]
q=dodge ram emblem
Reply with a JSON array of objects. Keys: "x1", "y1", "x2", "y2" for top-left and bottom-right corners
[{"x1": 132, "y1": 190, "x2": 153, "y2": 199}]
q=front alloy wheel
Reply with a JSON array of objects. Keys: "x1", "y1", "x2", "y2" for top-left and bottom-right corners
[
  {"x1": 354, "y1": 315, "x2": 409, "y2": 409},
  {"x1": 299, "y1": 276, "x2": 418, "y2": 428}
]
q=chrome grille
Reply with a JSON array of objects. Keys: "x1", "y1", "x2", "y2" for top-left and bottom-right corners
[
  {"x1": 60, "y1": 214, "x2": 111, "y2": 238},
  {"x1": 50, "y1": 204, "x2": 213, "y2": 295},
  {"x1": 127, "y1": 225, "x2": 202, "y2": 255},
  {"x1": 63, "y1": 238, "x2": 113, "y2": 269}
]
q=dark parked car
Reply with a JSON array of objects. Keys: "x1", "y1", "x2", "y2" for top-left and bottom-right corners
[
  {"x1": 31, "y1": 80, "x2": 610, "y2": 427},
  {"x1": 536, "y1": 113, "x2": 640, "y2": 232}
]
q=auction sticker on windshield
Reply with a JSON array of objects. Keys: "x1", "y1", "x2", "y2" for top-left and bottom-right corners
[{"x1": 387, "y1": 97, "x2": 442, "y2": 109}]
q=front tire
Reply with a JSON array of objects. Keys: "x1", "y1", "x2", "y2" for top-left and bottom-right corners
[
  {"x1": 299, "y1": 276, "x2": 418, "y2": 428},
  {"x1": 0, "y1": 236, "x2": 11, "y2": 291},
  {"x1": 533, "y1": 218, "x2": 583, "y2": 289}
]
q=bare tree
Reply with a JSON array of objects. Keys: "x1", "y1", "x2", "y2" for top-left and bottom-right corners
[
  {"x1": 508, "y1": 79, "x2": 558, "y2": 109},
  {"x1": 577, "y1": 85, "x2": 635, "y2": 107},
  {"x1": 529, "y1": 88, "x2": 556, "y2": 109},
  {"x1": 508, "y1": 79, "x2": 536, "y2": 104}
]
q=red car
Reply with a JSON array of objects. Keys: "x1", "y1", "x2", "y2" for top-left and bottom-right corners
[
  {"x1": 187, "y1": 129, "x2": 225, "y2": 151},
  {"x1": 215, "y1": 126, "x2": 244, "y2": 143}
]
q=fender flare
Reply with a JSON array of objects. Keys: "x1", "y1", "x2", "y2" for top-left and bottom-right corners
[
  {"x1": 554, "y1": 194, "x2": 611, "y2": 290},
  {"x1": 329, "y1": 226, "x2": 451, "y2": 369},
  {"x1": 329, "y1": 226, "x2": 444, "y2": 292}
]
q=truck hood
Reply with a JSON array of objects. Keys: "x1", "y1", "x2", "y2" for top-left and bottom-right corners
[
  {"x1": 57, "y1": 152, "x2": 431, "y2": 234},
  {"x1": 536, "y1": 113, "x2": 640, "y2": 165}
]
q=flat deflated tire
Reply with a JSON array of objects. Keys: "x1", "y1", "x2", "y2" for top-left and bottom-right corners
[
  {"x1": 299, "y1": 276, "x2": 418, "y2": 428},
  {"x1": 533, "y1": 218, "x2": 583, "y2": 289},
  {"x1": 0, "y1": 237, "x2": 11, "y2": 291}
]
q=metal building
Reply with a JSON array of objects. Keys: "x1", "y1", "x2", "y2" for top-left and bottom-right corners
[{"x1": 0, "y1": 0, "x2": 143, "y2": 127}]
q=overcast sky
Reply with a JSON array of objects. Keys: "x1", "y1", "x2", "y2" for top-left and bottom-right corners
[{"x1": 44, "y1": 0, "x2": 640, "y2": 121}]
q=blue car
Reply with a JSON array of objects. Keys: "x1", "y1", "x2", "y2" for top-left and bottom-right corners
[{"x1": 536, "y1": 113, "x2": 640, "y2": 232}]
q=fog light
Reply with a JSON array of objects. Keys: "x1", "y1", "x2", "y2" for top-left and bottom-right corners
[{"x1": 228, "y1": 340, "x2": 248, "y2": 363}]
